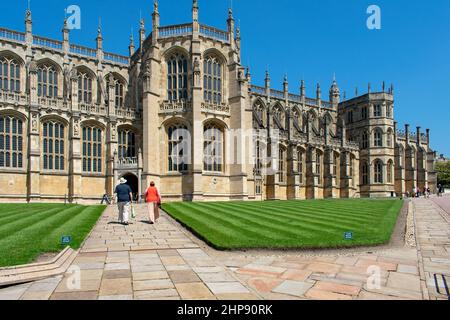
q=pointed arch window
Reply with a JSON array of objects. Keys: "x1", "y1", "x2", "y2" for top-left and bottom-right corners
[
  {"x1": 362, "y1": 131, "x2": 369, "y2": 149},
  {"x1": 118, "y1": 129, "x2": 136, "y2": 159},
  {"x1": 107, "y1": 74, "x2": 125, "y2": 108},
  {"x1": 374, "y1": 129, "x2": 383, "y2": 147},
  {"x1": 316, "y1": 151, "x2": 322, "y2": 184},
  {"x1": 168, "y1": 124, "x2": 189, "y2": 172},
  {"x1": 37, "y1": 64, "x2": 58, "y2": 98},
  {"x1": 374, "y1": 160, "x2": 384, "y2": 184},
  {"x1": 387, "y1": 160, "x2": 393, "y2": 183},
  {"x1": 278, "y1": 146, "x2": 286, "y2": 183},
  {"x1": 387, "y1": 130, "x2": 393, "y2": 148},
  {"x1": 167, "y1": 53, "x2": 188, "y2": 101},
  {"x1": 203, "y1": 123, "x2": 223, "y2": 172},
  {"x1": 362, "y1": 162, "x2": 369, "y2": 185},
  {"x1": 0, "y1": 115, "x2": 23, "y2": 168},
  {"x1": 0, "y1": 56, "x2": 20, "y2": 92},
  {"x1": 203, "y1": 56, "x2": 222, "y2": 104},
  {"x1": 82, "y1": 125, "x2": 103, "y2": 173},
  {"x1": 297, "y1": 149, "x2": 304, "y2": 184},
  {"x1": 43, "y1": 121, "x2": 65, "y2": 171},
  {"x1": 77, "y1": 70, "x2": 93, "y2": 104}
]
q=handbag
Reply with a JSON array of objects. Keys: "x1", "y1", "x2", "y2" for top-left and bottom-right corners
[{"x1": 131, "y1": 203, "x2": 136, "y2": 219}]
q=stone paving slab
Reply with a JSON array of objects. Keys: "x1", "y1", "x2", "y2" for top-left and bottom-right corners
[{"x1": 2, "y1": 197, "x2": 450, "y2": 300}]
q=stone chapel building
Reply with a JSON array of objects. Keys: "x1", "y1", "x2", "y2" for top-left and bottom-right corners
[{"x1": 0, "y1": 1, "x2": 437, "y2": 203}]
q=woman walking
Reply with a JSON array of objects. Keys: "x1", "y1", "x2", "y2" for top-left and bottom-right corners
[{"x1": 145, "y1": 181, "x2": 161, "y2": 224}]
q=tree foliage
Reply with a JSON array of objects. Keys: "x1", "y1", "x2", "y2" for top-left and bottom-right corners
[{"x1": 436, "y1": 161, "x2": 450, "y2": 186}]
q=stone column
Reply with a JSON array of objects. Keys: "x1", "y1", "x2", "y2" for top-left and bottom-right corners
[
  {"x1": 26, "y1": 61, "x2": 40, "y2": 202},
  {"x1": 306, "y1": 146, "x2": 318, "y2": 199}
]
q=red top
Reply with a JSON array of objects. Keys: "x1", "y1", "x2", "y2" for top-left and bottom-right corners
[{"x1": 145, "y1": 186, "x2": 161, "y2": 203}]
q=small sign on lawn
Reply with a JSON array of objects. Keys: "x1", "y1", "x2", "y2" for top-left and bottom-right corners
[
  {"x1": 344, "y1": 232, "x2": 353, "y2": 240},
  {"x1": 61, "y1": 235, "x2": 72, "y2": 245}
]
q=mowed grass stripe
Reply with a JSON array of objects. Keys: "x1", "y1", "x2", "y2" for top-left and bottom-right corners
[
  {"x1": 163, "y1": 205, "x2": 272, "y2": 247},
  {"x1": 227, "y1": 201, "x2": 380, "y2": 227},
  {"x1": 41, "y1": 205, "x2": 106, "y2": 249},
  {"x1": 0, "y1": 204, "x2": 105, "y2": 267},
  {"x1": 201, "y1": 202, "x2": 338, "y2": 239},
  {"x1": 198, "y1": 202, "x2": 316, "y2": 240},
  {"x1": 162, "y1": 199, "x2": 403, "y2": 250},
  {"x1": 199, "y1": 202, "x2": 374, "y2": 238},
  {"x1": 0, "y1": 206, "x2": 78, "y2": 240},
  {"x1": 0, "y1": 204, "x2": 59, "y2": 221},
  {"x1": 169, "y1": 203, "x2": 281, "y2": 241}
]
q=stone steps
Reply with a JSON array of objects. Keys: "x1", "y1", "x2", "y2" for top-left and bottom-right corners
[{"x1": 0, "y1": 246, "x2": 78, "y2": 287}]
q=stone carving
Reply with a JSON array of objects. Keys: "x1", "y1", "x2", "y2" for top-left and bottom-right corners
[
  {"x1": 193, "y1": 57, "x2": 201, "y2": 87},
  {"x1": 73, "y1": 119, "x2": 80, "y2": 137},
  {"x1": 31, "y1": 114, "x2": 38, "y2": 133}
]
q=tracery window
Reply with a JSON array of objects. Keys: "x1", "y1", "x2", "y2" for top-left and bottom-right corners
[
  {"x1": 278, "y1": 147, "x2": 286, "y2": 183},
  {"x1": 297, "y1": 149, "x2": 304, "y2": 184},
  {"x1": 203, "y1": 124, "x2": 223, "y2": 172},
  {"x1": 362, "y1": 162, "x2": 369, "y2": 185},
  {"x1": 362, "y1": 131, "x2": 369, "y2": 149},
  {"x1": 118, "y1": 129, "x2": 136, "y2": 159},
  {"x1": 37, "y1": 64, "x2": 58, "y2": 98},
  {"x1": 203, "y1": 56, "x2": 222, "y2": 104},
  {"x1": 78, "y1": 70, "x2": 93, "y2": 104},
  {"x1": 374, "y1": 160, "x2": 384, "y2": 184},
  {"x1": 82, "y1": 125, "x2": 102, "y2": 173},
  {"x1": 43, "y1": 121, "x2": 65, "y2": 170},
  {"x1": 168, "y1": 124, "x2": 189, "y2": 172},
  {"x1": 0, "y1": 116, "x2": 23, "y2": 168},
  {"x1": 373, "y1": 104, "x2": 382, "y2": 117},
  {"x1": 387, "y1": 160, "x2": 393, "y2": 183},
  {"x1": 0, "y1": 56, "x2": 20, "y2": 92},
  {"x1": 167, "y1": 53, "x2": 188, "y2": 101},
  {"x1": 374, "y1": 129, "x2": 383, "y2": 147}
]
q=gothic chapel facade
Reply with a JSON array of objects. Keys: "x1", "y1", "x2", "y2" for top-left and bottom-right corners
[{"x1": 0, "y1": 1, "x2": 437, "y2": 203}]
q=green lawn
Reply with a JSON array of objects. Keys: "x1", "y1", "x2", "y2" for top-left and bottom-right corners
[
  {"x1": 162, "y1": 199, "x2": 404, "y2": 250},
  {"x1": 0, "y1": 203, "x2": 106, "y2": 267}
]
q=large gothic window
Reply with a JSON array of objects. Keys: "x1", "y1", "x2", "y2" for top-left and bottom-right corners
[
  {"x1": 37, "y1": 64, "x2": 58, "y2": 98},
  {"x1": 203, "y1": 56, "x2": 222, "y2": 104},
  {"x1": 0, "y1": 116, "x2": 23, "y2": 168},
  {"x1": 78, "y1": 70, "x2": 93, "y2": 104},
  {"x1": 118, "y1": 129, "x2": 136, "y2": 159},
  {"x1": 272, "y1": 106, "x2": 285, "y2": 130},
  {"x1": 203, "y1": 124, "x2": 223, "y2": 172},
  {"x1": 43, "y1": 121, "x2": 65, "y2": 171},
  {"x1": 167, "y1": 53, "x2": 188, "y2": 101},
  {"x1": 82, "y1": 125, "x2": 102, "y2": 173},
  {"x1": 0, "y1": 56, "x2": 20, "y2": 92},
  {"x1": 168, "y1": 124, "x2": 188, "y2": 172},
  {"x1": 374, "y1": 160, "x2": 383, "y2": 184}
]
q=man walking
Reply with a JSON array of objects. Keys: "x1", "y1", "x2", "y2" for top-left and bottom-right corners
[{"x1": 114, "y1": 177, "x2": 133, "y2": 225}]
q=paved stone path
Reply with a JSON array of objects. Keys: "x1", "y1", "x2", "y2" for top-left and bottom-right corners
[{"x1": 1, "y1": 196, "x2": 449, "y2": 300}]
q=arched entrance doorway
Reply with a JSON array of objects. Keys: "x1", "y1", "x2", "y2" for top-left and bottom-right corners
[{"x1": 121, "y1": 173, "x2": 139, "y2": 201}]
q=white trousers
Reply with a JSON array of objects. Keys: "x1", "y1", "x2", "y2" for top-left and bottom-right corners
[{"x1": 118, "y1": 202, "x2": 130, "y2": 223}]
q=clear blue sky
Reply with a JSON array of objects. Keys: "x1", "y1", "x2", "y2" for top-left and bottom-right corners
[{"x1": 2, "y1": 0, "x2": 449, "y2": 155}]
